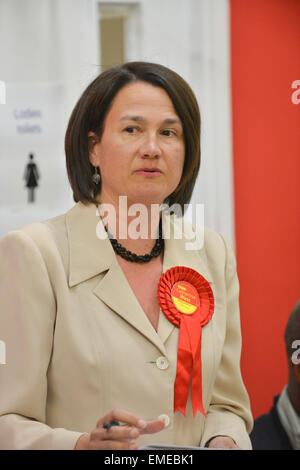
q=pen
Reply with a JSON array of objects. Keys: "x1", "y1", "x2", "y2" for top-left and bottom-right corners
[{"x1": 102, "y1": 420, "x2": 127, "y2": 430}]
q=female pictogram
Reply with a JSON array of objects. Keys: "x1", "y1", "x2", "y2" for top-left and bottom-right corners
[{"x1": 23, "y1": 153, "x2": 40, "y2": 203}]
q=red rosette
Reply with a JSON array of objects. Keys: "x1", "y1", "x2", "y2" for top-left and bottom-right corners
[{"x1": 158, "y1": 266, "x2": 214, "y2": 417}]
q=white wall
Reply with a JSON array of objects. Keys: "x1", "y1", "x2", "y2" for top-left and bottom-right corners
[
  {"x1": 189, "y1": 0, "x2": 234, "y2": 245},
  {"x1": 0, "y1": 0, "x2": 100, "y2": 236},
  {"x1": 0, "y1": 0, "x2": 234, "y2": 245},
  {"x1": 119, "y1": 0, "x2": 234, "y2": 244},
  {"x1": 0, "y1": 0, "x2": 100, "y2": 110}
]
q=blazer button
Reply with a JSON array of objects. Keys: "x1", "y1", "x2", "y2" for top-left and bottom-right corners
[
  {"x1": 158, "y1": 414, "x2": 170, "y2": 427},
  {"x1": 156, "y1": 356, "x2": 169, "y2": 370}
]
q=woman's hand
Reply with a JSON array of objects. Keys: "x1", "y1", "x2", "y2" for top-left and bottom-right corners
[
  {"x1": 208, "y1": 435, "x2": 239, "y2": 449},
  {"x1": 75, "y1": 408, "x2": 165, "y2": 450}
]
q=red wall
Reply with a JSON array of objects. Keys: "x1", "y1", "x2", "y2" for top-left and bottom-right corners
[{"x1": 230, "y1": 0, "x2": 300, "y2": 418}]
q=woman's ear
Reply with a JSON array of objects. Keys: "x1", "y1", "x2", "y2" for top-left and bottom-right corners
[{"x1": 88, "y1": 131, "x2": 100, "y2": 166}]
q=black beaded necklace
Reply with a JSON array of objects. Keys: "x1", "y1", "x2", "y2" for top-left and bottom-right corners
[{"x1": 104, "y1": 219, "x2": 164, "y2": 263}]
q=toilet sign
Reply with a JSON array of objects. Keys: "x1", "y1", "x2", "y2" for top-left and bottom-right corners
[{"x1": 0, "y1": 82, "x2": 73, "y2": 237}]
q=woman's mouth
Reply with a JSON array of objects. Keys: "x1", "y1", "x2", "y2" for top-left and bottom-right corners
[{"x1": 135, "y1": 168, "x2": 162, "y2": 177}]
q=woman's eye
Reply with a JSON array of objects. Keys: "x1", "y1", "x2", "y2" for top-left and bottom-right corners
[
  {"x1": 162, "y1": 129, "x2": 176, "y2": 137},
  {"x1": 124, "y1": 126, "x2": 138, "y2": 134}
]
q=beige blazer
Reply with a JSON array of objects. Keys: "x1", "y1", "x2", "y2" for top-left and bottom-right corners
[{"x1": 0, "y1": 201, "x2": 253, "y2": 450}]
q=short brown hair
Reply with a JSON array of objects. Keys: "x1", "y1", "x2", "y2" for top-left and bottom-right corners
[
  {"x1": 284, "y1": 300, "x2": 300, "y2": 363},
  {"x1": 65, "y1": 62, "x2": 201, "y2": 211}
]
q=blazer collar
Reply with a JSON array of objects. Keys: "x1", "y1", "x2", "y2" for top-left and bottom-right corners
[
  {"x1": 66, "y1": 201, "x2": 114, "y2": 287},
  {"x1": 66, "y1": 202, "x2": 212, "y2": 283},
  {"x1": 66, "y1": 202, "x2": 213, "y2": 355},
  {"x1": 162, "y1": 213, "x2": 213, "y2": 282}
]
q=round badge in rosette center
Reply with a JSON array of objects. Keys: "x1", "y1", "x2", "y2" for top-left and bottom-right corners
[{"x1": 171, "y1": 281, "x2": 200, "y2": 315}]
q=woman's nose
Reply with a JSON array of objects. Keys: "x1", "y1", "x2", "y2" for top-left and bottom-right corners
[{"x1": 139, "y1": 133, "x2": 162, "y2": 159}]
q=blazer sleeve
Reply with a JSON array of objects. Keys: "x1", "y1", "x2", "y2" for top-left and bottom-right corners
[
  {"x1": 0, "y1": 230, "x2": 83, "y2": 449},
  {"x1": 199, "y1": 234, "x2": 253, "y2": 449}
]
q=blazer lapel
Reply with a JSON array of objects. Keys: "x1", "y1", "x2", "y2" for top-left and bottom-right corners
[
  {"x1": 93, "y1": 256, "x2": 167, "y2": 355},
  {"x1": 66, "y1": 201, "x2": 113, "y2": 285},
  {"x1": 157, "y1": 213, "x2": 214, "y2": 345},
  {"x1": 66, "y1": 204, "x2": 213, "y2": 355},
  {"x1": 162, "y1": 213, "x2": 213, "y2": 281},
  {"x1": 66, "y1": 202, "x2": 167, "y2": 355}
]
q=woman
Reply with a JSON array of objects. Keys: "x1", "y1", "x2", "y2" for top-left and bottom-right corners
[{"x1": 0, "y1": 62, "x2": 253, "y2": 450}]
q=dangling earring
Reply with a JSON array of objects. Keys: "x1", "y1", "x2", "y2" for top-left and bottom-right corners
[{"x1": 92, "y1": 166, "x2": 101, "y2": 184}]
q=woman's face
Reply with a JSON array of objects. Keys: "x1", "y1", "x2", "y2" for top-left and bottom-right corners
[{"x1": 89, "y1": 81, "x2": 185, "y2": 207}]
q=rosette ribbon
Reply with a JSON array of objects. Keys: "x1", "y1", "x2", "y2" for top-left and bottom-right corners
[{"x1": 157, "y1": 266, "x2": 214, "y2": 417}]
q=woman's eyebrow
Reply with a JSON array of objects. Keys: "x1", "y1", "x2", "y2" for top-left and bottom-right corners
[
  {"x1": 119, "y1": 115, "x2": 182, "y2": 125},
  {"x1": 119, "y1": 115, "x2": 146, "y2": 122},
  {"x1": 162, "y1": 118, "x2": 182, "y2": 126}
]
